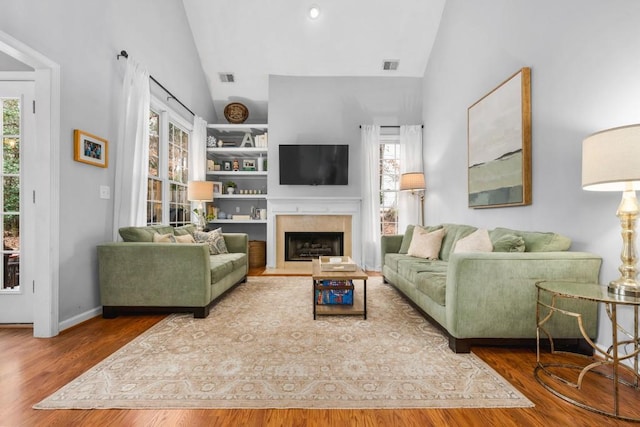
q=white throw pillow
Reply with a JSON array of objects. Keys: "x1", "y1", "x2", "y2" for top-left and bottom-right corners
[
  {"x1": 453, "y1": 228, "x2": 493, "y2": 253},
  {"x1": 407, "y1": 227, "x2": 445, "y2": 260}
]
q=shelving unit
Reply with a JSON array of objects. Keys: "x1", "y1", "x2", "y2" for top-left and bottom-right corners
[{"x1": 205, "y1": 124, "x2": 268, "y2": 241}]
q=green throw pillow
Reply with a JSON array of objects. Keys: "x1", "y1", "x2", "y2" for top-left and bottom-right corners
[
  {"x1": 173, "y1": 224, "x2": 196, "y2": 236},
  {"x1": 490, "y1": 227, "x2": 571, "y2": 252},
  {"x1": 193, "y1": 228, "x2": 228, "y2": 255},
  {"x1": 119, "y1": 225, "x2": 173, "y2": 242},
  {"x1": 491, "y1": 234, "x2": 525, "y2": 252}
]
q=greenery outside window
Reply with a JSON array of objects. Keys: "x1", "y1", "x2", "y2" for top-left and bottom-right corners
[{"x1": 379, "y1": 134, "x2": 400, "y2": 236}]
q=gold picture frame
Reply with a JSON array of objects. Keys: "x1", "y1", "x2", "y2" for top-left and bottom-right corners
[
  {"x1": 467, "y1": 67, "x2": 531, "y2": 208},
  {"x1": 74, "y1": 129, "x2": 108, "y2": 168}
]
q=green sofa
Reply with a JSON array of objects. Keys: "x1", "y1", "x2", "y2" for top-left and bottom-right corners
[
  {"x1": 98, "y1": 225, "x2": 248, "y2": 318},
  {"x1": 381, "y1": 223, "x2": 602, "y2": 353}
]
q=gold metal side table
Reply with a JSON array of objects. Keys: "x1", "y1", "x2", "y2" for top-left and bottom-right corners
[{"x1": 535, "y1": 280, "x2": 640, "y2": 422}]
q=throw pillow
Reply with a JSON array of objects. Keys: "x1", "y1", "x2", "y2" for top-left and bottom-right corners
[
  {"x1": 193, "y1": 228, "x2": 229, "y2": 255},
  {"x1": 173, "y1": 224, "x2": 196, "y2": 237},
  {"x1": 491, "y1": 234, "x2": 526, "y2": 252},
  {"x1": 407, "y1": 227, "x2": 445, "y2": 260},
  {"x1": 453, "y1": 228, "x2": 493, "y2": 253},
  {"x1": 152, "y1": 233, "x2": 176, "y2": 243},
  {"x1": 399, "y1": 224, "x2": 443, "y2": 254},
  {"x1": 175, "y1": 233, "x2": 196, "y2": 244}
]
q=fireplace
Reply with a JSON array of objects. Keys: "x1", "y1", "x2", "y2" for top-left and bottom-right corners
[{"x1": 285, "y1": 232, "x2": 344, "y2": 262}]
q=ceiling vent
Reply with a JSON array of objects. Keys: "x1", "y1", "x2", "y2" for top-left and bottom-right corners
[
  {"x1": 218, "y1": 72, "x2": 235, "y2": 83},
  {"x1": 382, "y1": 60, "x2": 399, "y2": 71}
]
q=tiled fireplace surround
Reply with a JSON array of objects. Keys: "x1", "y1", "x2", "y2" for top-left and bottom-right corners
[{"x1": 266, "y1": 198, "x2": 362, "y2": 270}]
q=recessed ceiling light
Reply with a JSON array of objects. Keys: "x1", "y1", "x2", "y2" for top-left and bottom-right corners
[
  {"x1": 218, "y1": 73, "x2": 235, "y2": 83},
  {"x1": 309, "y1": 5, "x2": 320, "y2": 20}
]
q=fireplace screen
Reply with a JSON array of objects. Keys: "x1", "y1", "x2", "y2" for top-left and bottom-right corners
[{"x1": 285, "y1": 232, "x2": 344, "y2": 262}]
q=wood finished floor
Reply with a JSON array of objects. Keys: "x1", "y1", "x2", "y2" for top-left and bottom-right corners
[{"x1": 1, "y1": 269, "x2": 637, "y2": 426}]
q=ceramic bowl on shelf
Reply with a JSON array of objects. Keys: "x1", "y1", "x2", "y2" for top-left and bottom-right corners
[{"x1": 223, "y1": 102, "x2": 249, "y2": 124}]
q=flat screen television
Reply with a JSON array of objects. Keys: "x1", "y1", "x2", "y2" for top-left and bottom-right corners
[{"x1": 279, "y1": 144, "x2": 349, "y2": 185}]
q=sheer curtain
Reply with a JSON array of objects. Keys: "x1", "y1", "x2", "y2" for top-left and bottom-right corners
[
  {"x1": 112, "y1": 58, "x2": 150, "y2": 240},
  {"x1": 398, "y1": 125, "x2": 424, "y2": 232},
  {"x1": 361, "y1": 125, "x2": 381, "y2": 271},
  {"x1": 190, "y1": 116, "x2": 208, "y2": 223}
]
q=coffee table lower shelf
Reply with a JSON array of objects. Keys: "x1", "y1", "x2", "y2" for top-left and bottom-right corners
[{"x1": 314, "y1": 283, "x2": 366, "y2": 319}]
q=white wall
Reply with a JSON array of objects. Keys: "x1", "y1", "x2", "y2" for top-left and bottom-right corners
[
  {"x1": 422, "y1": 0, "x2": 640, "y2": 349},
  {"x1": 0, "y1": 0, "x2": 215, "y2": 324},
  {"x1": 268, "y1": 75, "x2": 423, "y2": 198}
]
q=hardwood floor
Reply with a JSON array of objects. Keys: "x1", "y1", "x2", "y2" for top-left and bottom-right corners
[{"x1": 1, "y1": 270, "x2": 637, "y2": 426}]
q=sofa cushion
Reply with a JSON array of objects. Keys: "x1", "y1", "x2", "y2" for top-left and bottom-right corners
[
  {"x1": 119, "y1": 225, "x2": 174, "y2": 242},
  {"x1": 440, "y1": 224, "x2": 478, "y2": 261},
  {"x1": 491, "y1": 233, "x2": 526, "y2": 252},
  {"x1": 396, "y1": 256, "x2": 447, "y2": 283},
  {"x1": 408, "y1": 227, "x2": 445, "y2": 259},
  {"x1": 490, "y1": 227, "x2": 571, "y2": 252},
  {"x1": 414, "y1": 271, "x2": 447, "y2": 306},
  {"x1": 194, "y1": 228, "x2": 229, "y2": 255},
  {"x1": 398, "y1": 224, "x2": 443, "y2": 254},
  {"x1": 454, "y1": 228, "x2": 493, "y2": 253},
  {"x1": 209, "y1": 253, "x2": 247, "y2": 284},
  {"x1": 152, "y1": 233, "x2": 176, "y2": 243},
  {"x1": 175, "y1": 234, "x2": 196, "y2": 243},
  {"x1": 174, "y1": 224, "x2": 196, "y2": 236}
]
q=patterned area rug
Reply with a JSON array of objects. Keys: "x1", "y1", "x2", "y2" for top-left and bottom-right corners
[{"x1": 35, "y1": 276, "x2": 533, "y2": 409}]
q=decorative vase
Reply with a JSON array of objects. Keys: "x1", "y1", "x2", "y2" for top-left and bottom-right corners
[{"x1": 227, "y1": 187, "x2": 235, "y2": 195}]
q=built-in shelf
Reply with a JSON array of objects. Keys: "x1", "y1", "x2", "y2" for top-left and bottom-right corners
[
  {"x1": 214, "y1": 194, "x2": 267, "y2": 199},
  {"x1": 207, "y1": 171, "x2": 268, "y2": 177},
  {"x1": 208, "y1": 219, "x2": 267, "y2": 224}
]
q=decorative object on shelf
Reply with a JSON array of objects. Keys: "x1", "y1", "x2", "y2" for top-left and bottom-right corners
[
  {"x1": 582, "y1": 124, "x2": 640, "y2": 297},
  {"x1": 225, "y1": 180, "x2": 237, "y2": 194},
  {"x1": 242, "y1": 159, "x2": 256, "y2": 171},
  {"x1": 223, "y1": 161, "x2": 232, "y2": 171},
  {"x1": 207, "y1": 135, "x2": 217, "y2": 148},
  {"x1": 223, "y1": 102, "x2": 249, "y2": 124},
  {"x1": 400, "y1": 172, "x2": 426, "y2": 226},
  {"x1": 259, "y1": 208, "x2": 267, "y2": 220},
  {"x1": 212, "y1": 181, "x2": 223, "y2": 196},
  {"x1": 241, "y1": 132, "x2": 254, "y2": 147},
  {"x1": 257, "y1": 154, "x2": 264, "y2": 171},
  {"x1": 468, "y1": 67, "x2": 531, "y2": 209},
  {"x1": 187, "y1": 180, "x2": 214, "y2": 231},
  {"x1": 254, "y1": 132, "x2": 268, "y2": 147},
  {"x1": 73, "y1": 129, "x2": 108, "y2": 168},
  {"x1": 218, "y1": 211, "x2": 227, "y2": 219},
  {"x1": 217, "y1": 139, "x2": 224, "y2": 147},
  {"x1": 232, "y1": 159, "x2": 240, "y2": 171}
]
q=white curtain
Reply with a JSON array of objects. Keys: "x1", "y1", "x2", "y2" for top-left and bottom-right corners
[
  {"x1": 190, "y1": 115, "x2": 208, "y2": 223},
  {"x1": 112, "y1": 58, "x2": 151, "y2": 240},
  {"x1": 398, "y1": 125, "x2": 424, "y2": 231},
  {"x1": 361, "y1": 125, "x2": 381, "y2": 271}
]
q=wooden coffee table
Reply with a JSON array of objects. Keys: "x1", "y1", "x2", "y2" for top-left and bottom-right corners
[{"x1": 311, "y1": 258, "x2": 368, "y2": 320}]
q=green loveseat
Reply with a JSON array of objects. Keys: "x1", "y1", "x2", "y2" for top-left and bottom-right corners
[
  {"x1": 98, "y1": 225, "x2": 248, "y2": 318},
  {"x1": 381, "y1": 223, "x2": 602, "y2": 353}
]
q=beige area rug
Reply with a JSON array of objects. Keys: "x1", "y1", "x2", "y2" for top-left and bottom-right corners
[{"x1": 35, "y1": 276, "x2": 534, "y2": 409}]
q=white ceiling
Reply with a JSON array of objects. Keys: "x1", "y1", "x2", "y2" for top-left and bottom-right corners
[{"x1": 183, "y1": 0, "x2": 446, "y2": 123}]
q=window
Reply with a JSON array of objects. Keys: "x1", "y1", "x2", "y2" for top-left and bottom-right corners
[
  {"x1": 379, "y1": 134, "x2": 400, "y2": 236},
  {"x1": 1, "y1": 98, "x2": 20, "y2": 289},
  {"x1": 146, "y1": 100, "x2": 191, "y2": 226}
]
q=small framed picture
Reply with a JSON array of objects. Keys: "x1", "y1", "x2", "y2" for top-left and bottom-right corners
[
  {"x1": 223, "y1": 161, "x2": 232, "y2": 171},
  {"x1": 73, "y1": 129, "x2": 108, "y2": 168},
  {"x1": 242, "y1": 159, "x2": 256, "y2": 171},
  {"x1": 212, "y1": 181, "x2": 223, "y2": 195}
]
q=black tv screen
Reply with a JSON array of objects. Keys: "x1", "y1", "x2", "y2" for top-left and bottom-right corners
[{"x1": 279, "y1": 144, "x2": 349, "y2": 185}]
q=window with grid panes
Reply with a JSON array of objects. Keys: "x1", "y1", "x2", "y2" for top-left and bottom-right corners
[
  {"x1": 379, "y1": 135, "x2": 400, "y2": 235},
  {"x1": 146, "y1": 105, "x2": 191, "y2": 226}
]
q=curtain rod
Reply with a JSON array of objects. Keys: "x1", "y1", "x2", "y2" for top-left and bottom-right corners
[
  {"x1": 359, "y1": 125, "x2": 424, "y2": 128},
  {"x1": 117, "y1": 50, "x2": 195, "y2": 117}
]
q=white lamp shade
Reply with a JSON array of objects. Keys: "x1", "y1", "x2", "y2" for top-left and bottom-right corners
[
  {"x1": 582, "y1": 124, "x2": 640, "y2": 191},
  {"x1": 187, "y1": 181, "x2": 214, "y2": 201},
  {"x1": 400, "y1": 172, "x2": 426, "y2": 191}
]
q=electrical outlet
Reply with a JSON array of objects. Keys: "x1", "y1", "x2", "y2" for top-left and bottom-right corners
[{"x1": 99, "y1": 185, "x2": 110, "y2": 199}]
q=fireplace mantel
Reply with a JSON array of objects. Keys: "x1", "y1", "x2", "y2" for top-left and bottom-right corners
[{"x1": 266, "y1": 197, "x2": 362, "y2": 269}]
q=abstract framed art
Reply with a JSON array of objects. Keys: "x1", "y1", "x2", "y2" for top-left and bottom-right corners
[
  {"x1": 467, "y1": 67, "x2": 531, "y2": 208},
  {"x1": 73, "y1": 129, "x2": 108, "y2": 168}
]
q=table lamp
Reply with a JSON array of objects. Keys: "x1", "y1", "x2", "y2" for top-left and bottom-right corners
[
  {"x1": 187, "y1": 180, "x2": 214, "y2": 230},
  {"x1": 582, "y1": 124, "x2": 640, "y2": 296},
  {"x1": 400, "y1": 172, "x2": 426, "y2": 226}
]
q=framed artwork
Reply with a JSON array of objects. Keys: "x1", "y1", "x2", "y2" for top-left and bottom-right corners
[
  {"x1": 223, "y1": 160, "x2": 232, "y2": 171},
  {"x1": 73, "y1": 129, "x2": 108, "y2": 168},
  {"x1": 242, "y1": 159, "x2": 256, "y2": 171},
  {"x1": 467, "y1": 67, "x2": 531, "y2": 208},
  {"x1": 212, "y1": 181, "x2": 223, "y2": 196}
]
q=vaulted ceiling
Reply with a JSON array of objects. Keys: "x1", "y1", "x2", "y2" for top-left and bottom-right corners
[{"x1": 183, "y1": 0, "x2": 446, "y2": 123}]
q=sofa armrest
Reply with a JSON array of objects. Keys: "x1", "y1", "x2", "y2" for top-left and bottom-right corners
[
  {"x1": 381, "y1": 235, "x2": 403, "y2": 267},
  {"x1": 445, "y1": 251, "x2": 602, "y2": 339},
  {"x1": 223, "y1": 233, "x2": 248, "y2": 254},
  {"x1": 98, "y1": 242, "x2": 212, "y2": 307}
]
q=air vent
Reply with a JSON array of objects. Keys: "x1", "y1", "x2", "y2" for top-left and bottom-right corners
[
  {"x1": 218, "y1": 73, "x2": 235, "y2": 83},
  {"x1": 382, "y1": 60, "x2": 399, "y2": 71}
]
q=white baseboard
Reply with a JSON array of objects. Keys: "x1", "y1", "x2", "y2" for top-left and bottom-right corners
[{"x1": 59, "y1": 306, "x2": 102, "y2": 332}]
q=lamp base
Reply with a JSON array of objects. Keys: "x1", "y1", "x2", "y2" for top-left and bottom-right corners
[{"x1": 608, "y1": 279, "x2": 640, "y2": 297}]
